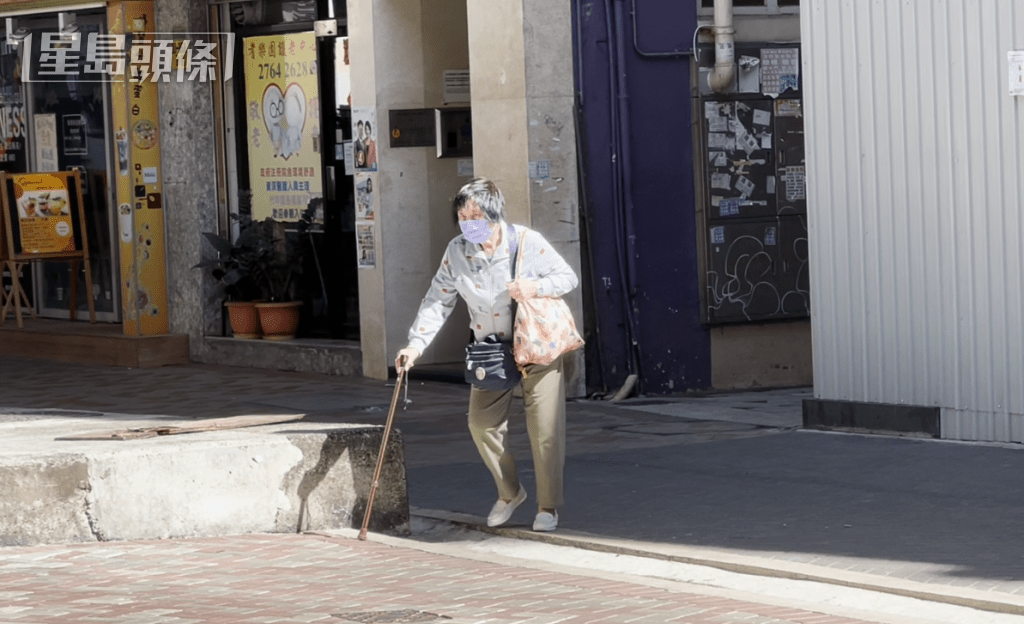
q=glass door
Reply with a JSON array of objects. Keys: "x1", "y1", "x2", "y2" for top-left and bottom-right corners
[
  {"x1": 221, "y1": 0, "x2": 357, "y2": 339},
  {"x1": 12, "y1": 10, "x2": 120, "y2": 322}
]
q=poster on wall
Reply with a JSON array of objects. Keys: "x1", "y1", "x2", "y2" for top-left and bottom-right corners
[
  {"x1": 356, "y1": 222, "x2": 375, "y2": 269},
  {"x1": 335, "y1": 37, "x2": 351, "y2": 108},
  {"x1": 352, "y1": 106, "x2": 377, "y2": 172},
  {"x1": 355, "y1": 173, "x2": 374, "y2": 220},
  {"x1": 243, "y1": 32, "x2": 323, "y2": 222},
  {"x1": 761, "y1": 47, "x2": 800, "y2": 97},
  {"x1": 33, "y1": 114, "x2": 58, "y2": 172}
]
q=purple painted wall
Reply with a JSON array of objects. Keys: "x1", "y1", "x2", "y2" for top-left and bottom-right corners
[{"x1": 574, "y1": 0, "x2": 709, "y2": 395}]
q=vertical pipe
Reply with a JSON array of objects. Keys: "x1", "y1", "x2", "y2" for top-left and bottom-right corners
[
  {"x1": 612, "y1": 0, "x2": 643, "y2": 388},
  {"x1": 709, "y1": 0, "x2": 735, "y2": 92},
  {"x1": 613, "y1": 0, "x2": 639, "y2": 297}
]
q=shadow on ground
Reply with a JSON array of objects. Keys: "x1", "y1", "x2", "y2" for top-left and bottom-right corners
[{"x1": 407, "y1": 427, "x2": 1024, "y2": 585}]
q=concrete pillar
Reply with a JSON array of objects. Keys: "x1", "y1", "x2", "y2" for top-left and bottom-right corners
[
  {"x1": 349, "y1": 0, "x2": 470, "y2": 379},
  {"x1": 351, "y1": 0, "x2": 581, "y2": 395},
  {"x1": 348, "y1": 0, "x2": 427, "y2": 379},
  {"x1": 467, "y1": 0, "x2": 584, "y2": 395},
  {"x1": 153, "y1": 0, "x2": 220, "y2": 355}
]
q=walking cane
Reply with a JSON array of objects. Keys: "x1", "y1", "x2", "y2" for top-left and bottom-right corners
[{"x1": 358, "y1": 357, "x2": 406, "y2": 540}]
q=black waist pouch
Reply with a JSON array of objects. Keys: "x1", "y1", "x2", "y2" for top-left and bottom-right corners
[{"x1": 465, "y1": 334, "x2": 521, "y2": 391}]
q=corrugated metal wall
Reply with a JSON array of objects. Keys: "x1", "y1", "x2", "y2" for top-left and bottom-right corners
[{"x1": 802, "y1": 0, "x2": 1024, "y2": 442}]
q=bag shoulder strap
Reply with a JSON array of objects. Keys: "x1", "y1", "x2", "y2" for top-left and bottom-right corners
[
  {"x1": 508, "y1": 225, "x2": 518, "y2": 280},
  {"x1": 513, "y1": 228, "x2": 527, "y2": 280}
]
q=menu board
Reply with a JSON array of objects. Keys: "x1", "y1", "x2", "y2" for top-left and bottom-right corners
[{"x1": 1, "y1": 170, "x2": 85, "y2": 259}]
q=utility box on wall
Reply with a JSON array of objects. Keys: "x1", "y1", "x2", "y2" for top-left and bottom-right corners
[
  {"x1": 435, "y1": 107, "x2": 472, "y2": 158},
  {"x1": 696, "y1": 43, "x2": 808, "y2": 325}
]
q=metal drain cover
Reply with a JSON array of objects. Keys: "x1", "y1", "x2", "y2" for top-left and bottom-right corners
[{"x1": 333, "y1": 610, "x2": 450, "y2": 623}]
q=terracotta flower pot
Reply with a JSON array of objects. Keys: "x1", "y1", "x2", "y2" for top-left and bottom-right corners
[
  {"x1": 224, "y1": 301, "x2": 261, "y2": 339},
  {"x1": 255, "y1": 301, "x2": 302, "y2": 340}
]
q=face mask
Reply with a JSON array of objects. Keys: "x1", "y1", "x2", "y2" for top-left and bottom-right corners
[{"x1": 460, "y1": 219, "x2": 493, "y2": 244}]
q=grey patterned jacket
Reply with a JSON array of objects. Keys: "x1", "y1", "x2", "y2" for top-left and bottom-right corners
[{"x1": 406, "y1": 222, "x2": 578, "y2": 354}]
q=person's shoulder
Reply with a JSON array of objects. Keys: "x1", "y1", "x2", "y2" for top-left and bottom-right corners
[
  {"x1": 446, "y1": 232, "x2": 468, "y2": 251},
  {"x1": 513, "y1": 224, "x2": 549, "y2": 245}
]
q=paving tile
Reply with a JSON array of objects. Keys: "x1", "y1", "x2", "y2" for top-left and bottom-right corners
[
  {"x1": 0, "y1": 533, "x2": 893, "y2": 624},
  {"x1": 4, "y1": 355, "x2": 1024, "y2": 608}
]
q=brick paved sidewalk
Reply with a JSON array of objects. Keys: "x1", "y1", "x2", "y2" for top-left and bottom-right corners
[{"x1": 0, "y1": 532, "x2": 878, "y2": 624}]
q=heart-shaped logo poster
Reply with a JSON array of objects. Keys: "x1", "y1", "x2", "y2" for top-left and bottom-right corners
[{"x1": 262, "y1": 83, "x2": 306, "y2": 160}]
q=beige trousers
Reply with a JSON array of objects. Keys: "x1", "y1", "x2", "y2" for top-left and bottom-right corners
[{"x1": 467, "y1": 357, "x2": 566, "y2": 509}]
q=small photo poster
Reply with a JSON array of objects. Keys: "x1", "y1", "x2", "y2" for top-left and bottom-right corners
[
  {"x1": 355, "y1": 173, "x2": 375, "y2": 220},
  {"x1": 356, "y1": 222, "x2": 376, "y2": 269},
  {"x1": 352, "y1": 106, "x2": 378, "y2": 172}
]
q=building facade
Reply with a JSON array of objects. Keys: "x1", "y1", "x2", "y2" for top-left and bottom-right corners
[
  {"x1": 1, "y1": 0, "x2": 816, "y2": 401},
  {"x1": 575, "y1": 0, "x2": 810, "y2": 396},
  {"x1": 0, "y1": 0, "x2": 587, "y2": 393}
]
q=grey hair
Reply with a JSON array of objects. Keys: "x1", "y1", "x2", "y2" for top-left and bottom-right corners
[{"x1": 452, "y1": 177, "x2": 506, "y2": 224}]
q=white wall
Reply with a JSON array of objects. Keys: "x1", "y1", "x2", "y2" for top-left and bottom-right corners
[
  {"x1": 349, "y1": 0, "x2": 470, "y2": 376},
  {"x1": 803, "y1": 0, "x2": 1024, "y2": 441}
]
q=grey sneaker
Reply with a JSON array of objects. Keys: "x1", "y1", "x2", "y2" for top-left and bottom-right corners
[
  {"x1": 486, "y1": 486, "x2": 527, "y2": 527},
  {"x1": 532, "y1": 510, "x2": 558, "y2": 532}
]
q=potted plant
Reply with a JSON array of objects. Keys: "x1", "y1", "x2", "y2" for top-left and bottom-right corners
[
  {"x1": 248, "y1": 215, "x2": 304, "y2": 341},
  {"x1": 194, "y1": 213, "x2": 266, "y2": 338},
  {"x1": 197, "y1": 201, "x2": 319, "y2": 340}
]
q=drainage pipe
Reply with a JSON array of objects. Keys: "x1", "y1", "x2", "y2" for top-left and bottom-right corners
[
  {"x1": 708, "y1": 0, "x2": 735, "y2": 92},
  {"x1": 611, "y1": 0, "x2": 644, "y2": 390}
]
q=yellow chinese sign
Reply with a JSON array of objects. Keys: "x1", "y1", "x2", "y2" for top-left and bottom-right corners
[
  {"x1": 7, "y1": 173, "x2": 75, "y2": 255},
  {"x1": 243, "y1": 32, "x2": 322, "y2": 222},
  {"x1": 109, "y1": 0, "x2": 169, "y2": 336}
]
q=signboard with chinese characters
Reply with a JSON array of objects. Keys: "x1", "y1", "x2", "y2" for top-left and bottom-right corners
[
  {"x1": 108, "y1": 0, "x2": 168, "y2": 336},
  {"x1": 243, "y1": 32, "x2": 323, "y2": 222},
  {"x1": 25, "y1": 29, "x2": 226, "y2": 84}
]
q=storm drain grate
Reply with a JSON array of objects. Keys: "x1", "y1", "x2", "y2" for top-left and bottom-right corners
[{"x1": 333, "y1": 610, "x2": 451, "y2": 623}]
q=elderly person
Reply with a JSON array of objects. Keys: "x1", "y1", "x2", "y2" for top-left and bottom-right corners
[{"x1": 396, "y1": 178, "x2": 579, "y2": 532}]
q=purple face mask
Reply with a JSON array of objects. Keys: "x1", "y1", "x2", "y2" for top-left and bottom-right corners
[{"x1": 460, "y1": 219, "x2": 493, "y2": 244}]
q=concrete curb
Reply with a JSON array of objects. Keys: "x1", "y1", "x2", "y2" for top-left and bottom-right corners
[
  {"x1": 0, "y1": 412, "x2": 410, "y2": 546},
  {"x1": 412, "y1": 507, "x2": 1024, "y2": 617}
]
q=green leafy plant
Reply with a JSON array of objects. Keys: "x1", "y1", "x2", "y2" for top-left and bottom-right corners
[
  {"x1": 194, "y1": 213, "x2": 260, "y2": 302},
  {"x1": 195, "y1": 212, "x2": 308, "y2": 303}
]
